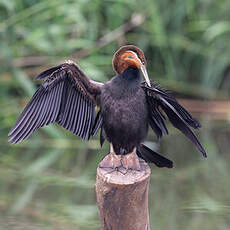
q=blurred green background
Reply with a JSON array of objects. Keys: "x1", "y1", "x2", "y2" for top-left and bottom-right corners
[{"x1": 1, "y1": 0, "x2": 230, "y2": 229}]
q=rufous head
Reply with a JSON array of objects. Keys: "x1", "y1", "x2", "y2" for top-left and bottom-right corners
[{"x1": 112, "y1": 45, "x2": 151, "y2": 86}]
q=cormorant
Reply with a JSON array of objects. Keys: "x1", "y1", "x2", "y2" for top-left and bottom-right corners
[{"x1": 8, "y1": 45, "x2": 207, "y2": 170}]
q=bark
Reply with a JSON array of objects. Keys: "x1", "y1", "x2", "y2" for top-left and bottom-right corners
[{"x1": 95, "y1": 158, "x2": 151, "y2": 230}]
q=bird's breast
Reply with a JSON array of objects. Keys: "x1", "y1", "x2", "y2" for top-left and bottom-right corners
[{"x1": 100, "y1": 82, "x2": 148, "y2": 136}]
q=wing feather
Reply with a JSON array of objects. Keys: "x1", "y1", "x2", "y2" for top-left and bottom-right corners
[
  {"x1": 149, "y1": 117, "x2": 162, "y2": 141},
  {"x1": 142, "y1": 82, "x2": 207, "y2": 158},
  {"x1": 9, "y1": 90, "x2": 45, "y2": 142},
  {"x1": 9, "y1": 61, "x2": 103, "y2": 144},
  {"x1": 82, "y1": 101, "x2": 92, "y2": 139},
  {"x1": 66, "y1": 88, "x2": 79, "y2": 131},
  {"x1": 8, "y1": 89, "x2": 43, "y2": 135},
  {"x1": 81, "y1": 100, "x2": 92, "y2": 139},
  {"x1": 162, "y1": 104, "x2": 206, "y2": 157},
  {"x1": 71, "y1": 93, "x2": 81, "y2": 133},
  {"x1": 77, "y1": 95, "x2": 87, "y2": 137},
  {"x1": 91, "y1": 110, "x2": 103, "y2": 136},
  {"x1": 59, "y1": 83, "x2": 74, "y2": 127},
  {"x1": 75, "y1": 94, "x2": 85, "y2": 136}
]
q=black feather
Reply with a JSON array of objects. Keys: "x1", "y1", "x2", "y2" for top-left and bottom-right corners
[
  {"x1": 9, "y1": 91, "x2": 45, "y2": 143},
  {"x1": 100, "y1": 127, "x2": 106, "y2": 147},
  {"x1": 137, "y1": 144, "x2": 173, "y2": 168},
  {"x1": 161, "y1": 104, "x2": 207, "y2": 157},
  {"x1": 149, "y1": 117, "x2": 162, "y2": 141},
  {"x1": 8, "y1": 88, "x2": 43, "y2": 136},
  {"x1": 35, "y1": 65, "x2": 63, "y2": 80},
  {"x1": 144, "y1": 84, "x2": 201, "y2": 129},
  {"x1": 72, "y1": 94, "x2": 81, "y2": 134},
  {"x1": 82, "y1": 103, "x2": 91, "y2": 139},
  {"x1": 58, "y1": 84, "x2": 74, "y2": 126},
  {"x1": 142, "y1": 83, "x2": 207, "y2": 158},
  {"x1": 150, "y1": 109, "x2": 168, "y2": 135},
  {"x1": 91, "y1": 111, "x2": 103, "y2": 136},
  {"x1": 78, "y1": 97, "x2": 87, "y2": 138},
  {"x1": 85, "y1": 102, "x2": 95, "y2": 139},
  {"x1": 75, "y1": 95, "x2": 85, "y2": 136},
  {"x1": 67, "y1": 91, "x2": 79, "y2": 131},
  {"x1": 9, "y1": 64, "x2": 98, "y2": 143},
  {"x1": 168, "y1": 99, "x2": 201, "y2": 128}
]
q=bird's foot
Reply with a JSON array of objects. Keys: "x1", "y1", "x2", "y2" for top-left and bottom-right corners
[
  {"x1": 99, "y1": 151, "x2": 122, "y2": 169},
  {"x1": 99, "y1": 147, "x2": 141, "y2": 174},
  {"x1": 121, "y1": 148, "x2": 141, "y2": 171}
]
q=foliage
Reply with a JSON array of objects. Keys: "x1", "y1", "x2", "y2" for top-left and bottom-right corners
[{"x1": 1, "y1": 0, "x2": 230, "y2": 229}]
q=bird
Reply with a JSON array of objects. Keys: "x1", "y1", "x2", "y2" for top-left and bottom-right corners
[{"x1": 8, "y1": 45, "x2": 207, "y2": 170}]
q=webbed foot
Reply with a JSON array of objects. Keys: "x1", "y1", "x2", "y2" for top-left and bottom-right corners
[
  {"x1": 99, "y1": 145, "x2": 141, "y2": 173},
  {"x1": 121, "y1": 148, "x2": 141, "y2": 171},
  {"x1": 99, "y1": 151, "x2": 122, "y2": 169}
]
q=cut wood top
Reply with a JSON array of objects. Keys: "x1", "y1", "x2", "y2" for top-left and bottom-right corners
[{"x1": 97, "y1": 158, "x2": 151, "y2": 186}]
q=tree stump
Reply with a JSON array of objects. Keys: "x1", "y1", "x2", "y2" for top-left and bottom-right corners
[{"x1": 95, "y1": 158, "x2": 151, "y2": 230}]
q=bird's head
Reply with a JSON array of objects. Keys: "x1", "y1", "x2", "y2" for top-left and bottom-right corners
[{"x1": 112, "y1": 45, "x2": 151, "y2": 86}]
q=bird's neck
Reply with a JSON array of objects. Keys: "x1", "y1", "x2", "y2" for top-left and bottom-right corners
[{"x1": 120, "y1": 66, "x2": 142, "y2": 87}]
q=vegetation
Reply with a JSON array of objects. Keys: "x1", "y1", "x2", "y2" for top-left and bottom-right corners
[{"x1": 1, "y1": 0, "x2": 230, "y2": 229}]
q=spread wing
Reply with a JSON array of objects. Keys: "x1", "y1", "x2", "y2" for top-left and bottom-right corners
[
  {"x1": 142, "y1": 82, "x2": 207, "y2": 158},
  {"x1": 8, "y1": 60, "x2": 104, "y2": 144}
]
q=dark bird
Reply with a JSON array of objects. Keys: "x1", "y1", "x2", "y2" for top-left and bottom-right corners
[{"x1": 8, "y1": 45, "x2": 207, "y2": 170}]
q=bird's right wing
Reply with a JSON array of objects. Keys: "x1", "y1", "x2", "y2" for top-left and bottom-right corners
[{"x1": 8, "y1": 61, "x2": 104, "y2": 144}]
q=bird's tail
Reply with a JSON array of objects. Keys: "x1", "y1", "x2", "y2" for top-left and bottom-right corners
[{"x1": 137, "y1": 144, "x2": 173, "y2": 168}]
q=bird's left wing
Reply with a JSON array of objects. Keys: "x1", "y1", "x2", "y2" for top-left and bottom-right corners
[
  {"x1": 141, "y1": 82, "x2": 207, "y2": 158},
  {"x1": 8, "y1": 61, "x2": 103, "y2": 144}
]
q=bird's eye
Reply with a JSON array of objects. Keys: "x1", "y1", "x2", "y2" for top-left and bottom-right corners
[{"x1": 127, "y1": 56, "x2": 133, "y2": 59}]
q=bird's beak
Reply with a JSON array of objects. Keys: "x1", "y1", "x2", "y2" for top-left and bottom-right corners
[{"x1": 140, "y1": 65, "x2": 151, "y2": 87}]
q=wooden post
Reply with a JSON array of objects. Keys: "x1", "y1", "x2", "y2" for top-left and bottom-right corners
[{"x1": 95, "y1": 158, "x2": 151, "y2": 230}]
